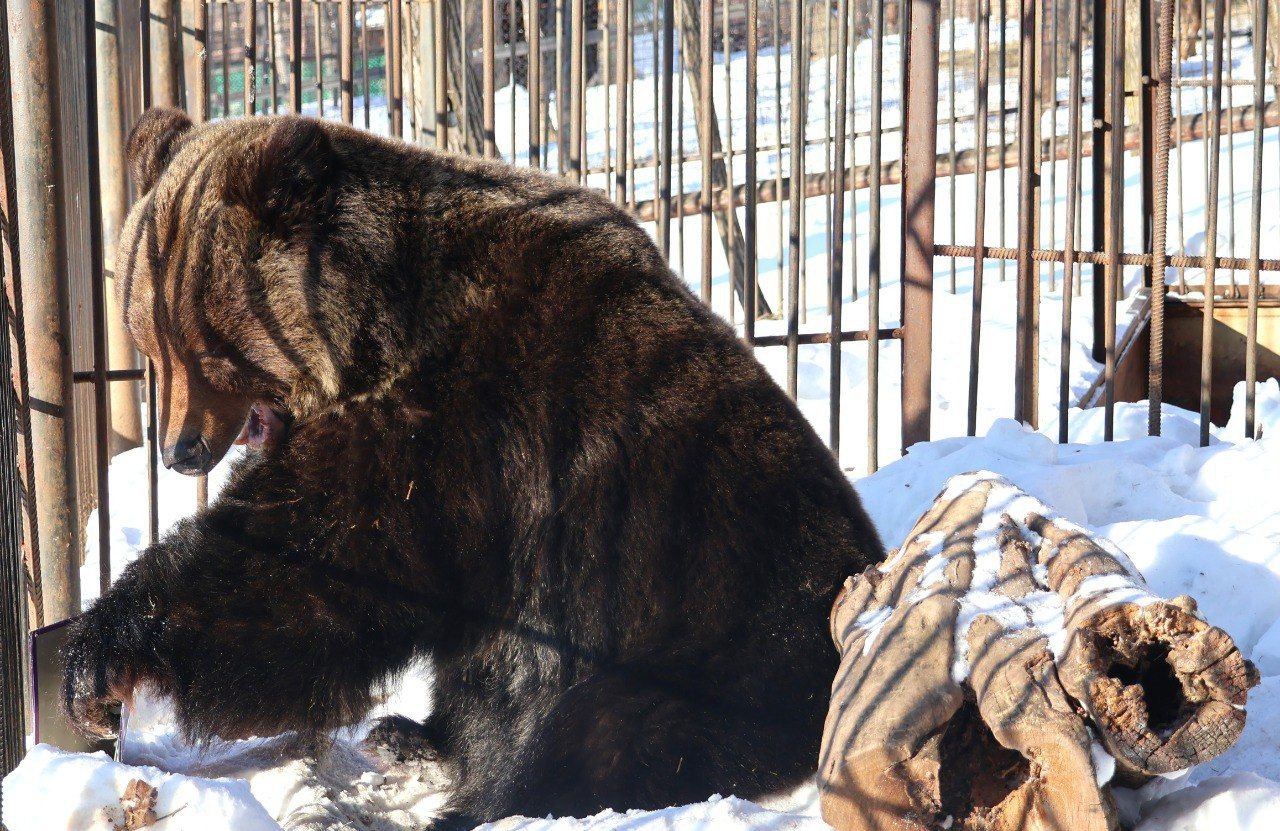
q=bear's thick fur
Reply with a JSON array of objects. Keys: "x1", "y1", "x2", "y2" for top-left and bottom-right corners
[{"x1": 64, "y1": 109, "x2": 885, "y2": 828}]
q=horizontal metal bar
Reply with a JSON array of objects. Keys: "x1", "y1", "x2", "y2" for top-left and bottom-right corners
[
  {"x1": 934, "y1": 243, "x2": 1280, "y2": 272},
  {"x1": 72, "y1": 368, "x2": 145, "y2": 384},
  {"x1": 748, "y1": 327, "x2": 903, "y2": 348},
  {"x1": 635, "y1": 98, "x2": 1280, "y2": 223}
]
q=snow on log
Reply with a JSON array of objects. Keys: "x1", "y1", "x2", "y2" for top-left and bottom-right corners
[{"x1": 818, "y1": 471, "x2": 1260, "y2": 831}]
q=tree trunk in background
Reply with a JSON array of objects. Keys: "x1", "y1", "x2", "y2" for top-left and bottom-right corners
[{"x1": 676, "y1": 0, "x2": 772, "y2": 318}]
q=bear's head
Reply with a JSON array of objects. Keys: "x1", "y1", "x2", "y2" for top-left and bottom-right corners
[{"x1": 117, "y1": 108, "x2": 362, "y2": 475}]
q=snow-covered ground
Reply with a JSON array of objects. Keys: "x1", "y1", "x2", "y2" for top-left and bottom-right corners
[{"x1": 6, "y1": 384, "x2": 1280, "y2": 831}]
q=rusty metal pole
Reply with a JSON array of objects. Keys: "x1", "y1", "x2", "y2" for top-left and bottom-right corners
[
  {"x1": 6, "y1": 0, "x2": 81, "y2": 623},
  {"x1": 434, "y1": 0, "x2": 448, "y2": 149},
  {"x1": 1014, "y1": 0, "x2": 1039, "y2": 428},
  {"x1": 84, "y1": 0, "x2": 113, "y2": 596},
  {"x1": 96, "y1": 0, "x2": 142, "y2": 455},
  {"x1": 244, "y1": 0, "x2": 258, "y2": 115},
  {"x1": 341, "y1": 0, "x2": 354, "y2": 123},
  {"x1": 390, "y1": 0, "x2": 404, "y2": 137},
  {"x1": 150, "y1": 0, "x2": 182, "y2": 108},
  {"x1": 181, "y1": 0, "x2": 210, "y2": 122},
  {"x1": 290, "y1": 0, "x2": 303, "y2": 113},
  {"x1": 1149, "y1": 0, "x2": 1175, "y2": 437},
  {"x1": 900, "y1": 0, "x2": 939, "y2": 452}
]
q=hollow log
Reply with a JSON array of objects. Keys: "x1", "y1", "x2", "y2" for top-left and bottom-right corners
[{"x1": 819, "y1": 472, "x2": 1259, "y2": 831}]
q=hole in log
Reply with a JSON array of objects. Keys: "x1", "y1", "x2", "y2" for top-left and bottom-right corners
[
  {"x1": 939, "y1": 695, "x2": 1032, "y2": 822},
  {"x1": 1104, "y1": 643, "x2": 1187, "y2": 736}
]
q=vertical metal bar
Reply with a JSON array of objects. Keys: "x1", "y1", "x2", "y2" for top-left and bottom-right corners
[
  {"x1": 150, "y1": 0, "x2": 182, "y2": 107},
  {"x1": 948, "y1": 0, "x2": 958, "y2": 294},
  {"x1": 220, "y1": 2, "x2": 231, "y2": 117},
  {"x1": 510, "y1": 0, "x2": 518, "y2": 163},
  {"x1": 290, "y1": 0, "x2": 303, "y2": 112},
  {"x1": 1091, "y1": 0, "x2": 1108, "y2": 361},
  {"x1": 362, "y1": 0, "x2": 371, "y2": 127},
  {"x1": 1200, "y1": 0, "x2": 1225, "y2": 446},
  {"x1": 627, "y1": 0, "x2": 636, "y2": 204},
  {"x1": 1224, "y1": 0, "x2": 1238, "y2": 298},
  {"x1": 745, "y1": 0, "x2": 758, "y2": 343},
  {"x1": 570, "y1": 0, "x2": 585, "y2": 177},
  {"x1": 900, "y1": 0, "x2": 938, "y2": 453},
  {"x1": 1014, "y1": 0, "x2": 1039, "y2": 428},
  {"x1": 483, "y1": 0, "x2": 496, "y2": 156},
  {"x1": 245, "y1": 0, "x2": 258, "y2": 114},
  {"x1": 1046, "y1": 0, "x2": 1058, "y2": 293},
  {"x1": 968, "y1": 0, "x2": 990, "y2": 438},
  {"x1": 773, "y1": 0, "x2": 782, "y2": 306},
  {"x1": 997, "y1": 0, "x2": 1007, "y2": 283},
  {"x1": 1246, "y1": 0, "x2": 1266, "y2": 437},
  {"x1": 182, "y1": 0, "x2": 211, "y2": 120},
  {"x1": 97, "y1": 0, "x2": 142, "y2": 456},
  {"x1": 141, "y1": 0, "x2": 153, "y2": 108},
  {"x1": 83, "y1": 0, "x2": 111, "y2": 593},
  {"x1": 0, "y1": 0, "x2": 27, "y2": 756},
  {"x1": 1175, "y1": 0, "x2": 1188, "y2": 293},
  {"x1": 314, "y1": 1, "x2": 325, "y2": 117},
  {"x1": 434, "y1": 0, "x2": 447, "y2": 147},
  {"x1": 391, "y1": 0, "x2": 405, "y2": 136},
  {"x1": 1102, "y1": 0, "x2": 1126, "y2": 440},
  {"x1": 140, "y1": 0, "x2": 159, "y2": 548},
  {"x1": 675, "y1": 0, "x2": 685, "y2": 277},
  {"x1": 868, "y1": 0, "x2": 885, "y2": 460},
  {"x1": 341, "y1": 0, "x2": 354, "y2": 122},
  {"x1": 657, "y1": 0, "x2": 675, "y2": 256},
  {"x1": 1149, "y1": 0, "x2": 1175, "y2": 437},
  {"x1": 531, "y1": 0, "x2": 544, "y2": 167},
  {"x1": 1140, "y1": 0, "x2": 1156, "y2": 294},
  {"x1": 268, "y1": 0, "x2": 279, "y2": 113},
  {"x1": 554, "y1": 0, "x2": 565, "y2": 172},
  {"x1": 613, "y1": 0, "x2": 626, "y2": 199},
  {"x1": 1058, "y1": 0, "x2": 1084, "y2": 444},
  {"x1": 722, "y1": 0, "x2": 735, "y2": 319},
  {"x1": 697, "y1": 0, "x2": 710, "y2": 295},
  {"x1": 675, "y1": 0, "x2": 684, "y2": 274},
  {"x1": 828, "y1": 0, "x2": 849, "y2": 457},
  {"x1": 786, "y1": 0, "x2": 805, "y2": 400},
  {"x1": 6, "y1": 0, "x2": 80, "y2": 622}
]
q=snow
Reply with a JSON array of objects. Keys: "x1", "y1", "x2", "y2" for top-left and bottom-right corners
[
  {"x1": 1, "y1": 744, "x2": 279, "y2": 831},
  {"x1": 9, "y1": 392, "x2": 1280, "y2": 830}
]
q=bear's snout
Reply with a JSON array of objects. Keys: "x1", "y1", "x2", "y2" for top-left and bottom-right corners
[{"x1": 163, "y1": 432, "x2": 214, "y2": 475}]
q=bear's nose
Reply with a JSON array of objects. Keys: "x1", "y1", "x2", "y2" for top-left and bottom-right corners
[{"x1": 163, "y1": 434, "x2": 214, "y2": 475}]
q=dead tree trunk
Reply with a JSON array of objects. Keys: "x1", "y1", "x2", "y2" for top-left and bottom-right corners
[
  {"x1": 820, "y1": 472, "x2": 1259, "y2": 831},
  {"x1": 676, "y1": 0, "x2": 772, "y2": 318}
]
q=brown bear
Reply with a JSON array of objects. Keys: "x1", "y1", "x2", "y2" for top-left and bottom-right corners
[{"x1": 64, "y1": 108, "x2": 885, "y2": 829}]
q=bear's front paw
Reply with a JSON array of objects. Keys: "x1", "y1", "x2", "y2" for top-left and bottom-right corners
[{"x1": 61, "y1": 595, "x2": 155, "y2": 740}]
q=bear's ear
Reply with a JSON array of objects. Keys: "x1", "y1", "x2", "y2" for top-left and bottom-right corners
[
  {"x1": 126, "y1": 107, "x2": 194, "y2": 194},
  {"x1": 225, "y1": 116, "x2": 338, "y2": 233}
]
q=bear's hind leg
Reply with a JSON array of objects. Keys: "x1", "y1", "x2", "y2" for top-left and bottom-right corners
[{"x1": 444, "y1": 661, "x2": 821, "y2": 825}]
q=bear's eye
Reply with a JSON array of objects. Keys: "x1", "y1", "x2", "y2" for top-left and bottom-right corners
[{"x1": 195, "y1": 354, "x2": 241, "y2": 391}]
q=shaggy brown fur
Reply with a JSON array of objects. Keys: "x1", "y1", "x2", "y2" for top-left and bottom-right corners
[{"x1": 65, "y1": 109, "x2": 885, "y2": 828}]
